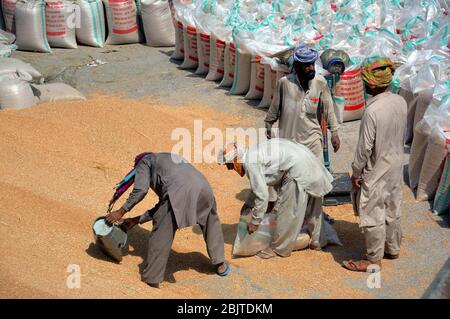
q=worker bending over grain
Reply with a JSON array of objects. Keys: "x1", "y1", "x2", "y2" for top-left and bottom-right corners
[
  {"x1": 219, "y1": 138, "x2": 333, "y2": 259},
  {"x1": 106, "y1": 152, "x2": 230, "y2": 288},
  {"x1": 264, "y1": 43, "x2": 341, "y2": 249}
]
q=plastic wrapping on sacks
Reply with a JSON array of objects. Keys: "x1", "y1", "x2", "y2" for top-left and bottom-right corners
[
  {"x1": 398, "y1": 88, "x2": 418, "y2": 145},
  {"x1": 205, "y1": 35, "x2": 226, "y2": 81},
  {"x1": 45, "y1": 0, "x2": 78, "y2": 49},
  {"x1": 195, "y1": 27, "x2": 210, "y2": 75},
  {"x1": 433, "y1": 150, "x2": 450, "y2": 215},
  {"x1": 219, "y1": 41, "x2": 234, "y2": 87},
  {"x1": 412, "y1": 90, "x2": 433, "y2": 139},
  {"x1": 1, "y1": 0, "x2": 16, "y2": 33},
  {"x1": 334, "y1": 68, "x2": 365, "y2": 122},
  {"x1": 0, "y1": 29, "x2": 16, "y2": 57},
  {"x1": 179, "y1": 24, "x2": 198, "y2": 69},
  {"x1": 293, "y1": 232, "x2": 310, "y2": 251},
  {"x1": 416, "y1": 127, "x2": 450, "y2": 201},
  {"x1": 409, "y1": 99, "x2": 448, "y2": 192},
  {"x1": 410, "y1": 59, "x2": 448, "y2": 95},
  {"x1": 230, "y1": 48, "x2": 251, "y2": 95},
  {"x1": 409, "y1": 124, "x2": 431, "y2": 191},
  {"x1": 76, "y1": 0, "x2": 106, "y2": 47},
  {"x1": 31, "y1": 83, "x2": 86, "y2": 103},
  {"x1": 171, "y1": 18, "x2": 184, "y2": 60},
  {"x1": 245, "y1": 56, "x2": 264, "y2": 100},
  {"x1": 0, "y1": 28, "x2": 14, "y2": 44},
  {"x1": 102, "y1": 0, "x2": 141, "y2": 45},
  {"x1": 0, "y1": 57, "x2": 43, "y2": 81},
  {"x1": 141, "y1": 0, "x2": 175, "y2": 47},
  {"x1": 232, "y1": 212, "x2": 275, "y2": 257},
  {"x1": 0, "y1": 44, "x2": 17, "y2": 57},
  {"x1": 0, "y1": 72, "x2": 38, "y2": 109},
  {"x1": 232, "y1": 209, "x2": 342, "y2": 257},
  {"x1": 15, "y1": 0, "x2": 51, "y2": 53}
]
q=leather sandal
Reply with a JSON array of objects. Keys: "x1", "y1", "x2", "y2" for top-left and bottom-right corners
[
  {"x1": 216, "y1": 261, "x2": 231, "y2": 276},
  {"x1": 342, "y1": 259, "x2": 382, "y2": 272},
  {"x1": 256, "y1": 249, "x2": 279, "y2": 259}
]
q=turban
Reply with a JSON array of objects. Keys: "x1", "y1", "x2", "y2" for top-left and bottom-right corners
[
  {"x1": 218, "y1": 143, "x2": 245, "y2": 164},
  {"x1": 320, "y1": 49, "x2": 350, "y2": 73},
  {"x1": 293, "y1": 43, "x2": 319, "y2": 64},
  {"x1": 361, "y1": 56, "x2": 396, "y2": 89}
]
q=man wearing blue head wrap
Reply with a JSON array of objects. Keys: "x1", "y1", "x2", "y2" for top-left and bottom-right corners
[
  {"x1": 293, "y1": 43, "x2": 320, "y2": 64},
  {"x1": 264, "y1": 43, "x2": 341, "y2": 250}
]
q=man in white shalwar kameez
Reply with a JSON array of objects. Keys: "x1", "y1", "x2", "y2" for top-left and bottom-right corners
[
  {"x1": 264, "y1": 43, "x2": 341, "y2": 249},
  {"x1": 343, "y1": 56, "x2": 407, "y2": 272},
  {"x1": 219, "y1": 138, "x2": 333, "y2": 258}
]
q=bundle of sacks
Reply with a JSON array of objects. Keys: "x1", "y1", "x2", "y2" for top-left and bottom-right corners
[
  {"x1": 0, "y1": 57, "x2": 86, "y2": 109},
  {"x1": 0, "y1": 0, "x2": 175, "y2": 51},
  {"x1": 171, "y1": 0, "x2": 449, "y2": 123},
  {"x1": 170, "y1": 0, "x2": 449, "y2": 214},
  {"x1": 0, "y1": 28, "x2": 16, "y2": 57},
  {"x1": 407, "y1": 81, "x2": 449, "y2": 215}
]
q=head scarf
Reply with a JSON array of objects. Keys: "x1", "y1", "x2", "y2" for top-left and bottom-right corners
[
  {"x1": 218, "y1": 143, "x2": 245, "y2": 164},
  {"x1": 293, "y1": 43, "x2": 319, "y2": 64},
  {"x1": 361, "y1": 56, "x2": 396, "y2": 89},
  {"x1": 320, "y1": 49, "x2": 350, "y2": 73}
]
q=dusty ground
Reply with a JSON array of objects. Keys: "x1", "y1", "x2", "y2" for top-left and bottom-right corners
[{"x1": 0, "y1": 44, "x2": 448, "y2": 298}]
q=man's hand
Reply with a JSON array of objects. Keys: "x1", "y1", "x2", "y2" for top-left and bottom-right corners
[
  {"x1": 265, "y1": 122, "x2": 272, "y2": 140},
  {"x1": 240, "y1": 203, "x2": 251, "y2": 214},
  {"x1": 106, "y1": 208, "x2": 126, "y2": 225},
  {"x1": 247, "y1": 222, "x2": 259, "y2": 234},
  {"x1": 119, "y1": 216, "x2": 140, "y2": 232},
  {"x1": 351, "y1": 175, "x2": 362, "y2": 189},
  {"x1": 331, "y1": 134, "x2": 340, "y2": 153}
]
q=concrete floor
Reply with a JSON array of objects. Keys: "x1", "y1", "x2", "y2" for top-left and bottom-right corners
[{"x1": 12, "y1": 44, "x2": 450, "y2": 298}]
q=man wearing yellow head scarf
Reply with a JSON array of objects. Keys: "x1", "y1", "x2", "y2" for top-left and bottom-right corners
[
  {"x1": 361, "y1": 57, "x2": 396, "y2": 90},
  {"x1": 343, "y1": 56, "x2": 407, "y2": 272}
]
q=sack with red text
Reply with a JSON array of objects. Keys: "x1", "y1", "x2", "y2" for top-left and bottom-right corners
[
  {"x1": 102, "y1": 0, "x2": 142, "y2": 45},
  {"x1": 46, "y1": 0, "x2": 78, "y2": 49}
]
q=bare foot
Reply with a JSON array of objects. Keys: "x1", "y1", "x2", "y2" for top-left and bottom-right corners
[
  {"x1": 216, "y1": 262, "x2": 226, "y2": 274},
  {"x1": 216, "y1": 261, "x2": 230, "y2": 276},
  {"x1": 256, "y1": 247, "x2": 279, "y2": 259}
]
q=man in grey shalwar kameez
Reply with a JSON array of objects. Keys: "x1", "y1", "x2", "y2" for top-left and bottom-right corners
[
  {"x1": 106, "y1": 153, "x2": 229, "y2": 287},
  {"x1": 220, "y1": 138, "x2": 333, "y2": 258},
  {"x1": 343, "y1": 56, "x2": 406, "y2": 272},
  {"x1": 264, "y1": 43, "x2": 341, "y2": 249}
]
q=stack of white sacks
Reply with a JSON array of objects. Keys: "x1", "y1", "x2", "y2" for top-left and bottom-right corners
[
  {"x1": 0, "y1": 0, "x2": 175, "y2": 109},
  {"x1": 171, "y1": 0, "x2": 448, "y2": 120},
  {"x1": 0, "y1": 0, "x2": 175, "y2": 52},
  {"x1": 0, "y1": 57, "x2": 86, "y2": 109},
  {"x1": 171, "y1": 0, "x2": 449, "y2": 214}
]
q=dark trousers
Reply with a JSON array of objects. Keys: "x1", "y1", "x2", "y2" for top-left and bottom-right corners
[{"x1": 141, "y1": 199, "x2": 225, "y2": 284}]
